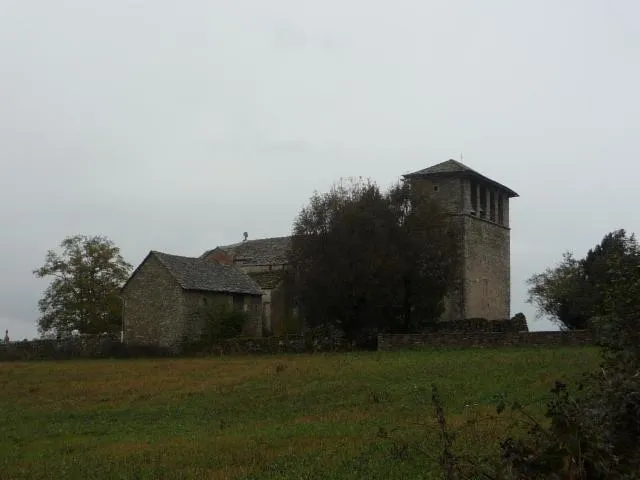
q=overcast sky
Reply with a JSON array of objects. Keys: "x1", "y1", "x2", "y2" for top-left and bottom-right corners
[{"x1": 1, "y1": 1, "x2": 639, "y2": 340}]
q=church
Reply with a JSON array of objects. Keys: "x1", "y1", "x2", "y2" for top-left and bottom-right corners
[{"x1": 120, "y1": 160, "x2": 518, "y2": 349}]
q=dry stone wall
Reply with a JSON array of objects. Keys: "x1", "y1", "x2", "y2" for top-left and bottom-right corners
[{"x1": 377, "y1": 330, "x2": 594, "y2": 351}]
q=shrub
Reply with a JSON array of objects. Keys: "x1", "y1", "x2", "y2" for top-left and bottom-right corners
[{"x1": 201, "y1": 303, "x2": 248, "y2": 342}]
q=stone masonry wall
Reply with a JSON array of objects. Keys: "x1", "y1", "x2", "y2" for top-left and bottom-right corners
[
  {"x1": 182, "y1": 291, "x2": 230, "y2": 342},
  {"x1": 424, "y1": 315, "x2": 527, "y2": 333},
  {"x1": 407, "y1": 175, "x2": 512, "y2": 322},
  {"x1": 244, "y1": 295, "x2": 263, "y2": 337},
  {"x1": 408, "y1": 176, "x2": 465, "y2": 214},
  {"x1": 182, "y1": 291, "x2": 263, "y2": 340},
  {"x1": 462, "y1": 215, "x2": 510, "y2": 320},
  {"x1": 269, "y1": 275, "x2": 296, "y2": 335},
  {"x1": 122, "y1": 254, "x2": 185, "y2": 350},
  {"x1": 203, "y1": 249, "x2": 233, "y2": 265},
  {"x1": 0, "y1": 334, "x2": 177, "y2": 361},
  {"x1": 0, "y1": 332, "x2": 352, "y2": 361},
  {"x1": 441, "y1": 215, "x2": 466, "y2": 321},
  {"x1": 377, "y1": 330, "x2": 594, "y2": 351}
]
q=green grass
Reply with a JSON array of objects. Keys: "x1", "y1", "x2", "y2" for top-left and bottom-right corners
[{"x1": 0, "y1": 347, "x2": 601, "y2": 479}]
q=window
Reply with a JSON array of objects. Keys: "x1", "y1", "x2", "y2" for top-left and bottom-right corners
[
  {"x1": 479, "y1": 185, "x2": 487, "y2": 218},
  {"x1": 498, "y1": 195, "x2": 504, "y2": 225},
  {"x1": 433, "y1": 185, "x2": 439, "y2": 192}
]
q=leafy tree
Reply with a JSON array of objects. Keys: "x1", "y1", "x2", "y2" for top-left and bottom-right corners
[
  {"x1": 526, "y1": 252, "x2": 589, "y2": 330},
  {"x1": 290, "y1": 178, "x2": 456, "y2": 340},
  {"x1": 34, "y1": 235, "x2": 132, "y2": 337},
  {"x1": 527, "y1": 229, "x2": 640, "y2": 330},
  {"x1": 387, "y1": 180, "x2": 457, "y2": 332}
]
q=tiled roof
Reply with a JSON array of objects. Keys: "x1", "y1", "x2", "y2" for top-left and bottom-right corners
[
  {"x1": 247, "y1": 270, "x2": 286, "y2": 289},
  {"x1": 202, "y1": 236, "x2": 291, "y2": 266},
  {"x1": 405, "y1": 159, "x2": 473, "y2": 175},
  {"x1": 404, "y1": 159, "x2": 518, "y2": 197},
  {"x1": 152, "y1": 251, "x2": 263, "y2": 295}
]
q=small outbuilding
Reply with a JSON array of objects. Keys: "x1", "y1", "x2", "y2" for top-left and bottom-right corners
[{"x1": 121, "y1": 251, "x2": 264, "y2": 350}]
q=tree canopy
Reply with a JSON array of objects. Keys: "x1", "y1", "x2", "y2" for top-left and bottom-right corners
[
  {"x1": 289, "y1": 178, "x2": 456, "y2": 340},
  {"x1": 34, "y1": 235, "x2": 132, "y2": 337},
  {"x1": 527, "y1": 229, "x2": 640, "y2": 330}
]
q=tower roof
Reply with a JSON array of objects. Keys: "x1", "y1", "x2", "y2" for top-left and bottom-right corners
[{"x1": 404, "y1": 159, "x2": 519, "y2": 198}]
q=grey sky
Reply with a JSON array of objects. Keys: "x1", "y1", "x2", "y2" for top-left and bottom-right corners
[{"x1": 1, "y1": 1, "x2": 639, "y2": 339}]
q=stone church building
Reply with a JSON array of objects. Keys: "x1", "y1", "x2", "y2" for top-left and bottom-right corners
[{"x1": 121, "y1": 159, "x2": 517, "y2": 348}]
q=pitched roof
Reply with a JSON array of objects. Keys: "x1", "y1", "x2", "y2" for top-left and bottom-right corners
[
  {"x1": 202, "y1": 236, "x2": 291, "y2": 266},
  {"x1": 136, "y1": 251, "x2": 263, "y2": 295},
  {"x1": 404, "y1": 159, "x2": 519, "y2": 197}
]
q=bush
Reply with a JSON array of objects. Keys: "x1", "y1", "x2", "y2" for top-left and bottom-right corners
[
  {"x1": 428, "y1": 335, "x2": 640, "y2": 478},
  {"x1": 201, "y1": 303, "x2": 248, "y2": 342}
]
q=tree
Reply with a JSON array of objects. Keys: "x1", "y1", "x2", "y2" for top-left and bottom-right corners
[
  {"x1": 526, "y1": 252, "x2": 589, "y2": 330},
  {"x1": 527, "y1": 229, "x2": 640, "y2": 330},
  {"x1": 34, "y1": 235, "x2": 132, "y2": 337},
  {"x1": 289, "y1": 178, "x2": 456, "y2": 340},
  {"x1": 387, "y1": 180, "x2": 457, "y2": 332}
]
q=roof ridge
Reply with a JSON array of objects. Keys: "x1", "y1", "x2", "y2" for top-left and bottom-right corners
[{"x1": 218, "y1": 235, "x2": 291, "y2": 248}]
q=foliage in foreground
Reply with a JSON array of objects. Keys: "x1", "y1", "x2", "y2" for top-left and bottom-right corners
[
  {"x1": 33, "y1": 234, "x2": 132, "y2": 337},
  {"x1": 434, "y1": 232, "x2": 640, "y2": 478}
]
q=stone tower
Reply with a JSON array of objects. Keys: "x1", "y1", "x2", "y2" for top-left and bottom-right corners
[{"x1": 403, "y1": 159, "x2": 519, "y2": 321}]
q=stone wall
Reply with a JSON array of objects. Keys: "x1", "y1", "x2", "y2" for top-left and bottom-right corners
[
  {"x1": 121, "y1": 254, "x2": 185, "y2": 349},
  {"x1": 426, "y1": 315, "x2": 527, "y2": 333},
  {"x1": 202, "y1": 248, "x2": 233, "y2": 265},
  {"x1": 182, "y1": 291, "x2": 230, "y2": 342},
  {"x1": 183, "y1": 333, "x2": 354, "y2": 356},
  {"x1": 0, "y1": 330, "x2": 595, "y2": 360},
  {"x1": 183, "y1": 291, "x2": 263, "y2": 340},
  {"x1": 377, "y1": 330, "x2": 594, "y2": 351},
  {"x1": 243, "y1": 295, "x2": 263, "y2": 337},
  {"x1": 0, "y1": 334, "x2": 175, "y2": 361},
  {"x1": 462, "y1": 215, "x2": 511, "y2": 320},
  {"x1": 269, "y1": 275, "x2": 296, "y2": 335},
  {"x1": 0, "y1": 331, "x2": 353, "y2": 361}
]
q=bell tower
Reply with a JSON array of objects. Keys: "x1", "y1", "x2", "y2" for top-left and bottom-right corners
[{"x1": 403, "y1": 159, "x2": 519, "y2": 321}]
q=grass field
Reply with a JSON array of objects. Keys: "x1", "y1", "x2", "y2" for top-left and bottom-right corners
[{"x1": 0, "y1": 347, "x2": 601, "y2": 479}]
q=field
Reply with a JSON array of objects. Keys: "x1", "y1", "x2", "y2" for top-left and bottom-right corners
[{"x1": 0, "y1": 347, "x2": 600, "y2": 479}]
